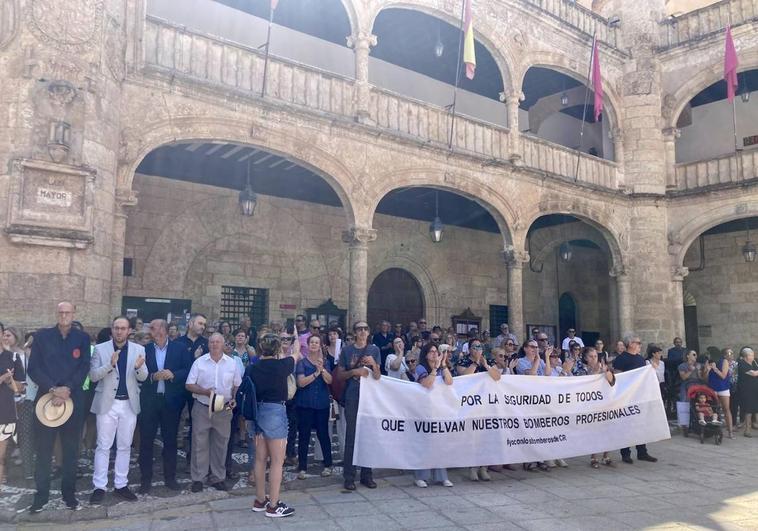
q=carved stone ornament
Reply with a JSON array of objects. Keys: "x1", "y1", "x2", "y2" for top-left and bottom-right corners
[
  {"x1": 29, "y1": 0, "x2": 103, "y2": 48},
  {"x1": 0, "y1": 0, "x2": 18, "y2": 50},
  {"x1": 503, "y1": 247, "x2": 529, "y2": 267},
  {"x1": 104, "y1": 14, "x2": 125, "y2": 82},
  {"x1": 342, "y1": 227, "x2": 377, "y2": 247},
  {"x1": 672, "y1": 266, "x2": 689, "y2": 282},
  {"x1": 5, "y1": 158, "x2": 96, "y2": 248}
]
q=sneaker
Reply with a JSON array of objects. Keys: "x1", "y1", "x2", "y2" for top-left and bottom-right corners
[
  {"x1": 321, "y1": 467, "x2": 332, "y2": 477},
  {"x1": 414, "y1": 479, "x2": 428, "y2": 488},
  {"x1": 165, "y1": 479, "x2": 182, "y2": 491},
  {"x1": 265, "y1": 500, "x2": 295, "y2": 518},
  {"x1": 211, "y1": 481, "x2": 228, "y2": 491},
  {"x1": 297, "y1": 470, "x2": 307, "y2": 480},
  {"x1": 698, "y1": 419, "x2": 707, "y2": 426},
  {"x1": 138, "y1": 483, "x2": 151, "y2": 495},
  {"x1": 65, "y1": 498, "x2": 82, "y2": 511},
  {"x1": 557, "y1": 459, "x2": 568, "y2": 468},
  {"x1": 23, "y1": 501, "x2": 46, "y2": 514},
  {"x1": 468, "y1": 467, "x2": 479, "y2": 481},
  {"x1": 114, "y1": 486, "x2": 138, "y2": 502},
  {"x1": 711, "y1": 419, "x2": 723, "y2": 425},
  {"x1": 637, "y1": 454, "x2": 658, "y2": 463},
  {"x1": 478, "y1": 467, "x2": 491, "y2": 481},
  {"x1": 89, "y1": 489, "x2": 105, "y2": 505},
  {"x1": 251, "y1": 496, "x2": 270, "y2": 512},
  {"x1": 545, "y1": 459, "x2": 557, "y2": 468},
  {"x1": 442, "y1": 479, "x2": 454, "y2": 487},
  {"x1": 190, "y1": 481, "x2": 203, "y2": 492}
]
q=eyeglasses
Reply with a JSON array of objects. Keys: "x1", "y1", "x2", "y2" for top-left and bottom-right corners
[
  {"x1": 549, "y1": 354, "x2": 560, "y2": 359},
  {"x1": 295, "y1": 319, "x2": 304, "y2": 322},
  {"x1": 407, "y1": 359, "x2": 417, "y2": 364},
  {"x1": 471, "y1": 345, "x2": 483, "y2": 350},
  {"x1": 572, "y1": 347, "x2": 581, "y2": 351},
  {"x1": 311, "y1": 326, "x2": 320, "y2": 330},
  {"x1": 537, "y1": 338, "x2": 548, "y2": 342},
  {"x1": 505, "y1": 342, "x2": 514, "y2": 347},
  {"x1": 355, "y1": 326, "x2": 369, "y2": 332},
  {"x1": 280, "y1": 335, "x2": 292, "y2": 341},
  {"x1": 418, "y1": 321, "x2": 427, "y2": 325}
]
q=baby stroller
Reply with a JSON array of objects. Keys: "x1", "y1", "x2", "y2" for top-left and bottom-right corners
[{"x1": 684, "y1": 384, "x2": 724, "y2": 445}]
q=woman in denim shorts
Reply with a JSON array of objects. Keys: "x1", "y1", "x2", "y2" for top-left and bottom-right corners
[{"x1": 246, "y1": 333, "x2": 301, "y2": 518}]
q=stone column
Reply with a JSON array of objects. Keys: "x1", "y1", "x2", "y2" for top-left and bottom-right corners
[
  {"x1": 346, "y1": 32, "x2": 377, "y2": 123},
  {"x1": 611, "y1": 266, "x2": 633, "y2": 335},
  {"x1": 109, "y1": 188, "x2": 138, "y2": 317},
  {"x1": 608, "y1": 272, "x2": 619, "y2": 342},
  {"x1": 671, "y1": 266, "x2": 688, "y2": 340},
  {"x1": 662, "y1": 127, "x2": 681, "y2": 189},
  {"x1": 611, "y1": 127, "x2": 624, "y2": 188},
  {"x1": 504, "y1": 248, "x2": 529, "y2": 342},
  {"x1": 501, "y1": 91, "x2": 524, "y2": 165},
  {"x1": 342, "y1": 226, "x2": 377, "y2": 327}
]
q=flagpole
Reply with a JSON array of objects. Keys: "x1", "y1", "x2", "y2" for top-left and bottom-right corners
[
  {"x1": 574, "y1": 31, "x2": 596, "y2": 182},
  {"x1": 447, "y1": 0, "x2": 467, "y2": 150},
  {"x1": 260, "y1": 3, "x2": 275, "y2": 98}
]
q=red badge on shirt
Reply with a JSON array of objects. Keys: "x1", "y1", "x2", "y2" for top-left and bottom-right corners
[{"x1": 72, "y1": 348, "x2": 81, "y2": 359}]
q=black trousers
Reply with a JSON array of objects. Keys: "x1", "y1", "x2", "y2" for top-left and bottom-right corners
[
  {"x1": 297, "y1": 406, "x2": 332, "y2": 471},
  {"x1": 33, "y1": 409, "x2": 83, "y2": 504},
  {"x1": 139, "y1": 394, "x2": 181, "y2": 483},
  {"x1": 620, "y1": 444, "x2": 649, "y2": 458},
  {"x1": 286, "y1": 400, "x2": 297, "y2": 458},
  {"x1": 343, "y1": 398, "x2": 371, "y2": 482},
  {"x1": 225, "y1": 409, "x2": 241, "y2": 471}
]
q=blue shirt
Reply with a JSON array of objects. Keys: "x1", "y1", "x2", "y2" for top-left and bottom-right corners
[
  {"x1": 154, "y1": 340, "x2": 168, "y2": 394},
  {"x1": 339, "y1": 344, "x2": 381, "y2": 403},
  {"x1": 516, "y1": 357, "x2": 545, "y2": 376},
  {"x1": 28, "y1": 326, "x2": 91, "y2": 402},
  {"x1": 295, "y1": 357, "x2": 331, "y2": 410},
  {"x1": 613, "y1": 352, "x2": 646, "y2": 373}
]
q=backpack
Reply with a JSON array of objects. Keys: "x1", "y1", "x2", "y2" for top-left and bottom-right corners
[{"x1": 236, "y1": 375, "x2": 258, "y2": 421}]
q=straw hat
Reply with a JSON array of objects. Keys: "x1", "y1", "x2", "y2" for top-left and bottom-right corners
[
  {"x1": 208, "y1": 391, "x2": 226, "y2": 417},
  {"x1": 35, "y1": 392, "x2": 74, "y2": 428}
]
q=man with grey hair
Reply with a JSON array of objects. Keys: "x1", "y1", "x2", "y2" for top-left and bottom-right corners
[{"x1": 613, "y1": 332, "x2": 658, "y2": 464}]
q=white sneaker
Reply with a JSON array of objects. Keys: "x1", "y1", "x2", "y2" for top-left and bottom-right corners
[
  {"x1": 297, "y1": 470, "x2": 306, "y2": 480},
  {"x1": 442, "y1": 479, "x2": 454, "y2": 487},
  {"x1": 478, "y1": 467, "x2": 491, "y2": 481},
  {"x1": 545, "y1": 460, "x2": 557, "y2": 468},
  {"x1": 469, "y1": 467, "x2": 479, "y2": 481},
  {"x1": 557, "y1": 459, "x2": 568, "y2": 468},
  {"x1": 414, "y1": 479, "x2": 428, "y2": 488},
  {"x1": 321, "y1": 467, "x2": 332, "y2": 477}
]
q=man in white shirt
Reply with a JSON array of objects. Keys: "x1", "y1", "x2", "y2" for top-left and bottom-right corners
[
  {"x1": 494, "y1": 324, "x2": 518, "y2": 349},
  {"x1": 185, "y1": 333, "x2": 242, "y2": 492},
  {"x1": 561, "y1": 328, "x2": 585, "y2": 352}
]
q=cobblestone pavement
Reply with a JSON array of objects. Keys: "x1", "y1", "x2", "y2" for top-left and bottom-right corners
[{"x1": 9, "y1": 429, "x2": 758, "y2": 531}]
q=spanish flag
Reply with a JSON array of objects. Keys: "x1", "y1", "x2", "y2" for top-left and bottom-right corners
[{"x1": 463, "y1": 0, "x2": 476, "y2": 80}]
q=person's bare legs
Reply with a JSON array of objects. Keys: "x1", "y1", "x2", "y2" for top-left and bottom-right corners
[
  {"x1": 266, "y1": 438, "x2": 286, "y2": 506},
  {"x1": 254, "y1": 435, "x2": 269, "y2": 503},
  {"x1": 718, "y1": 395, "x2": 733, "y2": 435}
]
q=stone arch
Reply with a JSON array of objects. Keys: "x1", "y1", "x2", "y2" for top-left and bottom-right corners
[
  {"x1": 672, "y1": 201, "x2": 758, "y2": 267},
  {"x1": 518, "y1": 51, "x2": 623, "y2": 133},
  {"x1": 366, "y1": 1, "x2": 516, "y2": 93},
  {"x1": 335, "y1": 0, "x2": 363, "y2": 37},
  {"x1": 367, "y1": 255, "x2": 441, "y2": 325},
  {"x1": 665, "y1": 50, "x2": 758, "y2": 130},
  {"x1": 520, "y1": 198, "x2": 626, "y2": 272},
  {"x1": 528, "y1": 220, "x2": 611, "y2": 267},
  {"x1": 118, "y1": 115, "x2": 365, "y2": 228},
  {"x1": 365, "y1": 167, "x2": 518, "y2": 250}
]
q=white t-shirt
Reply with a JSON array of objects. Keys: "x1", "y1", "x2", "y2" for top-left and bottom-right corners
[
  {"x1": 385, "y1": 353, "x2": 408, "y2": 380},
  {"x1": 561, "y1": 336, "x2": 585, "y2": 351},
  {"x1": 647, "y1": 360, "x2": 665, "y2": 383}
]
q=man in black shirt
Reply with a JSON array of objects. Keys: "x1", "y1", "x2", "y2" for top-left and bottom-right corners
[
  {"x1": 26, "y1": 302, "x2": 91, "y2": 513},
  {"x1": 371, "y1": 321, "x2": 394, "y2": 375},
  {"x1": 613, "y1": 333, "x2": 658, "y2": 465},
  {"x1": 339, "y1": 320, "x2": 381, "y2": 491},
  {"x1": 174, "y1": 314, "x2": 208, "y2": 463}
]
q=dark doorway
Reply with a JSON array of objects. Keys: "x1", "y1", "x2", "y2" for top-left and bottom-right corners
[
  {"x1": 558, "y1": 292, "x2": 577, "y2": 339},
  {"x1": 367, "y1": 268, "x2": 424, "y2": 328},
  {"x1": 684, "y1": 305, "x2": 700, "y2": 353}
]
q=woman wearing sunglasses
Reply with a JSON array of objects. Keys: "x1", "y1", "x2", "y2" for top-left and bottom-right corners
[{"x1": 385, "y1": 337, "x2": 410, "y2": 380}]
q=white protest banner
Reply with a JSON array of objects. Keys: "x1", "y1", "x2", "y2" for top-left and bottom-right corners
[{"x1": 354, "y1": 366, "x2": 670, "y2": 469}]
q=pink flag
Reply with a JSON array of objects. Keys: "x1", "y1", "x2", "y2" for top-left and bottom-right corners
[
  {"x1": 724, "y1": 25, "x2": 739, "y2": 102},
  {"x1": 463, "y1": 0, "x2": 476, "y2": 80},
  {"x1": 591, "y1": 36, "x2": 603, "y2": 122},
  {"x1": 271, "y1": 0, "x2": 279, "y2": 9}
]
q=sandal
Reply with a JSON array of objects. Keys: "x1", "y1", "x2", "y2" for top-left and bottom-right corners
[
  {"x1": 537, "y1": 462, "x2": 550, "y2": 472},
  {"x1": 602, "y1": 457, "x2": 615, "y2": 467},
  {"x1": 590, "y1": 458, "x2": 600, "y2": 469}
]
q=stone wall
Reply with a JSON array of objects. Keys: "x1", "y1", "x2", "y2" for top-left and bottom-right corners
[{"x1": 683, "y1": 229, "x2": 758, "y2": 351}]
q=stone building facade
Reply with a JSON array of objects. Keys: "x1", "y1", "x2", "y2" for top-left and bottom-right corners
[{"x1": 0, "y1": 0, "x2": 757, "y2": 351}]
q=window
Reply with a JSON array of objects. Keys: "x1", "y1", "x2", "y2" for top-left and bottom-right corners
[
  {"x1": 488, "y1": 305, "x2": 509, "y2": 337},
  {"x1": 220, "y1": 286, "x2": 268, "y2": 329}
]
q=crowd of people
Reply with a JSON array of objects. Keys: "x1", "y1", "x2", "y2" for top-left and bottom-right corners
[{"x1": 0, "y1": 303, "x2": 755, "y2": 519}]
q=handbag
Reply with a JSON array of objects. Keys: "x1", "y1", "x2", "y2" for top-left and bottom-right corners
[
  {"x1": 329, "y1": 364, "x2": 347, "y2": 405},
  {"x1": 287, "y1": 373, "x2": 297, "y2": 401}
]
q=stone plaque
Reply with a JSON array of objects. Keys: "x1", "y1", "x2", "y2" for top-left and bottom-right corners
[
  {"x1": 5, "y1": 158, "x2": 95, "y2": 248},
  {"x1": 0, "y1": 0, "x2": 18, "y2": 50}
]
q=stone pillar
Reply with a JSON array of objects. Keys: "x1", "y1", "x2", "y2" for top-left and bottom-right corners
[
  {"x1": 608, "y1": 272, "x2": 619, "y2": 342},
  {"x1": 611, "y1": 127, "x2": 624, "y2": 187},
  {"x1": 342, "y1": 226, "x2": 377, "y2": 327},
  {"x1": 611, "y1": 266, "x2": 633, "y2": 335},
  {"x1": 346, "y1": 32, "x2": 377, "y2": 123},
  {"x1": 501, "y1": 91, "x2": 524, "y2": 165},
  {"x1": 504, "y1": 248, "x2": 529, "y2": 342},
  {"x1": 109, "y1": 188, "x2": 138, "y2": 317},
  {"x1": 663, "y1": 127, "x2": 681, "y2": 189},
  {"x1": 671, "y1": 266, "x2": 688, "y2": 340}
]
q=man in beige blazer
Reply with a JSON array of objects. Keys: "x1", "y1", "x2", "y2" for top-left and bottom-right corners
[{"x1": 89, "y1": 316, "x2": 148, "y2": 504}]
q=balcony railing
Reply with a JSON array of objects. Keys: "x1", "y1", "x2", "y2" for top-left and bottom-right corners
[
  {"x1": 520, "y1": 0, "x2": 619, "y2": 49},
  {"x1": 673, "y1": 149, "x2": 758, "y2": 191},
  {"x1": 521, "y1": 134, "x2": 619, "y2": 189},
  {"x1": 143, "y1": 17, "x2": 356, "y2": 117},
  {"x1": 657, "y1": 0, "x2": 758, "y2": 51}
]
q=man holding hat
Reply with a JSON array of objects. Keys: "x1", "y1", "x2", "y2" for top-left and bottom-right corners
[
  {"x1": 89, "y1": 316, "x2": 148, "y2": 505},
  {"x1": 26, "y1": 302, "x2": 91, "y2": 513},
  {"x1": 185, "y1": 332, "x2": 241, "y2": 492}
]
